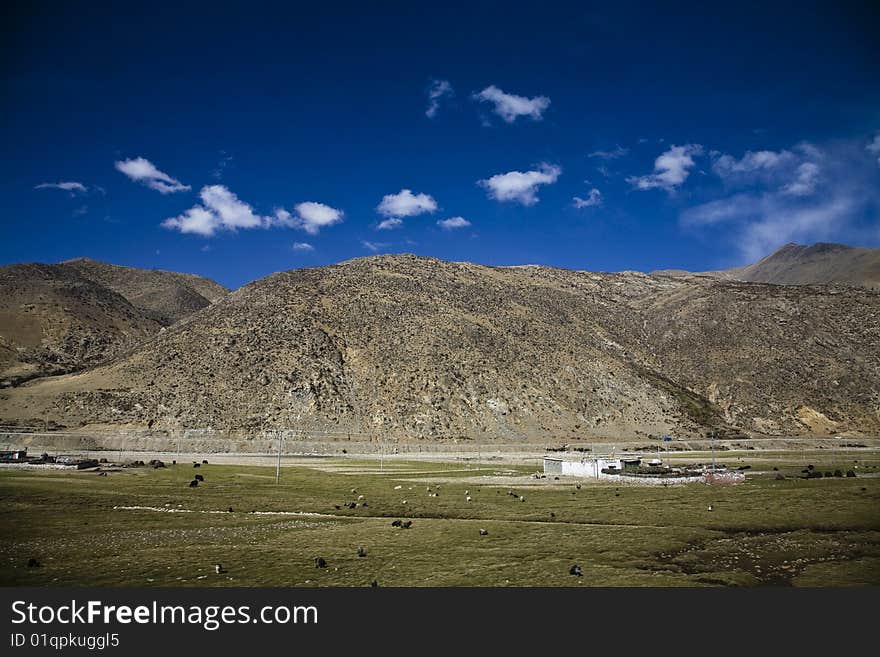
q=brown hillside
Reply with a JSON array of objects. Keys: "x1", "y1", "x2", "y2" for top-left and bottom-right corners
[
  {"x1": 60, "y1": 258, "x2": 229, "y2": 325},
  {"x1": 2, "y1": 255, "x2": 877, "y2": 440}
]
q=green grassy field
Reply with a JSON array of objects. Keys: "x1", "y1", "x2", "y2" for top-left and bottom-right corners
[{"x1": 1, "y1": 451, "x2": 879, "y2": 587}]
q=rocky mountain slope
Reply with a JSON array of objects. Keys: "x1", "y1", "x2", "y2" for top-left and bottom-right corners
[
  {"x1": 2, "y1": 255, "x2": 877, "y2": 440},
  {"x1": 60, "y1": 258, "x2": 229, "y2": 325},
  {"x1": 654, "y1": 242, "x2": 880, "y2": 290},
  {"x1": 0, "y1": 260, "x2": 228, "y2": 385}
]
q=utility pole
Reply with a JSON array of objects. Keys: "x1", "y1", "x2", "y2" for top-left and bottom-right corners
[{"x1": 710, "y1": 430, "x2": 716, "y2": 471}]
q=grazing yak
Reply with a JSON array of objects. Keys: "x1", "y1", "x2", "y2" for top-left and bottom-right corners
[
  {"x1": 314, "y1": 557, "x2": 327, "y2": 569},
  {"x1": 189, "y1": 480, "x2": 199, "y2": 488}
]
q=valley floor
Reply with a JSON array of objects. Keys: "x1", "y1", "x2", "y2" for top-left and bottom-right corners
[{"x1": 1, "y1": 450, "x2": 879, "y2": 587}]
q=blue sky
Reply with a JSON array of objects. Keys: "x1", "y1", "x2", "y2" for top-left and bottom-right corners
[{"x1": 2, "y1": 1, "x2": 878, "y2": 289}]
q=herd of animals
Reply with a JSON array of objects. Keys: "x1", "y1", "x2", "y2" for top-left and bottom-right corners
[{"x1": 181, "y1": 460, "x2": 588, "y2": 585}]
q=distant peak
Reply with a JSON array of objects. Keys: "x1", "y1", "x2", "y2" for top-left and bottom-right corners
[{"x1": 772, "y1": 242, "x2": 851, "y2": 256}]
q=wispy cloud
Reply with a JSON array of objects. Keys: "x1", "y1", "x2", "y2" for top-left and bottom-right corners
[
  {"x1": 627, "y1": 144, "x2": 702, "y2": 192},
  {"x1": 473, "y1": 85, "x2": 550, "y2": 123},
  {"x1": 376, "y1": 189, "x2": 438, "y2": 219},
  {"x1": 212, "y1": 151, "x2": 234, "y2": 180},
  {"x1": 437, "y1": 216, "x2": 471, "y2": 230},
  {"x1": 781, "y1": 161, "x2": 821, "y2": 196},
  {"x1": 681, "y1": 137, "x2": 879, "y2": 261},
  {"x1": 573, "y1": 189, "x2": 602, "y2": 208},
  {"x1": 376, "y1": 217, "x2": 403, "y2": 230},
  {"x1": 362, "y1": 240, "x2": 390, "y2": 253},
  {"x1": 867, "y1": 134, "x2": 880, "y2": 164},
  {"x1": 34, "y1": 181, "x2": 87, "y2": 194},
  {"x1": 425, "y1": 79, "x2": 453, "y2": 118},
  {"x1": 292, "y1": 242, "x2": 314, "y2": 251},
  {"x1": 115, "y1": 157, "x2": 190, "y2": 194},
  {"x1": 478, "y1": 163, "x2": 561, "y2": 205},
  {"x1": 588, "y1": 146, "x2": 628, "y2": 160},
  {"x1": 712, "y1": 149, "x2": 795, "y2": 179}
]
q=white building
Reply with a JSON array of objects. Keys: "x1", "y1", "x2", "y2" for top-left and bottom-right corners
[{"x1": 543, "y1": 456, "x2": 624, "y2": 479}]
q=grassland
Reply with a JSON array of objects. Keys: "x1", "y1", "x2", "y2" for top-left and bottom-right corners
[{"x1": 1, "y1": 450, "x2": 878, "y2": 587}]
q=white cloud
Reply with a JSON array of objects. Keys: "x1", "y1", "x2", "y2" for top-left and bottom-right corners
[
  {"x1": 288, "y1": 201, "x2": 344, "y2": 234},
  {"x1": 627, "y1": 144, "x2": 702, "y2": 192},
  {"x1": 588, "y1": 146, "x2": 628, "y2": 160},
  {"x1": 164, "y1": 187, "x2": 344, "y2": 238},
  {"x1": 34, "y1": 181, "x2": 87, "y2": 193},
  {"x1": 162, "y1": 205, "x2": 219, "y2": 236},
  {"x1": 711, "y1": 143, "x2": 824, "y2": 197},
  {"x1": 200, "y1": 184, "x2": 263, "y2": 229},
  {"x1": 376, "y1": 217, "x2": 404, "y2": 230},
  {"x1": 473, "y1": 85, "x2": 550, "y2": 123},
  {"x1": 376, "y1": 189, "x2": 438, "y2": 218},
  {"x1": 437, "y1": 216, "x2": 471, "y2": 230},
  {"x1": 292, "y1": 242, "x2": 314, "y2": 251},
  {"x1": 426, "y1": 79, "x2": 453, "y2": 118},
  {"x1": 362, "y1": 240, "x2": 389, "y2": 253},
  {"x1": 478, "y1": 163, "x2": 561, "y2": 205},
  {"x1": 573, "y1": 189, "x2": 602, "y2": 208},
  {"x1": 115, "y1": 157, "x2": 190, "y2": 194}
]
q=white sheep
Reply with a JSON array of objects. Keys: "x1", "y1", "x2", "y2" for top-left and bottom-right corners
[{"x1": 466, "y1": 496, "x2": 472, "y2": 503}]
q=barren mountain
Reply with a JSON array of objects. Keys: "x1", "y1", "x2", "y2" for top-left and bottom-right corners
[
  {"x1": 0, "y1": 260, "x2": 228, "y2": 386},
  {"x1": 654, "y1": 242, "x2": 880, "y2": 290},
  {"x1": 60, "y1": 258, "x2": 229, "y2": 325},
  {"x1": 0, "y1": 263, "x2": 160, "y2": 385},
  {"x1": 2, "y1": 255, "x2": 877, "y2": 440}
]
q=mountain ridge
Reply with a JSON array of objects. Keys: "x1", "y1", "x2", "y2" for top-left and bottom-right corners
[
  {"x1": 1, "y1": 251, "x2": 876, "y2": 440},
  {"x1": 653, "y1": 242, "x2": 880, "y2": 290}
]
